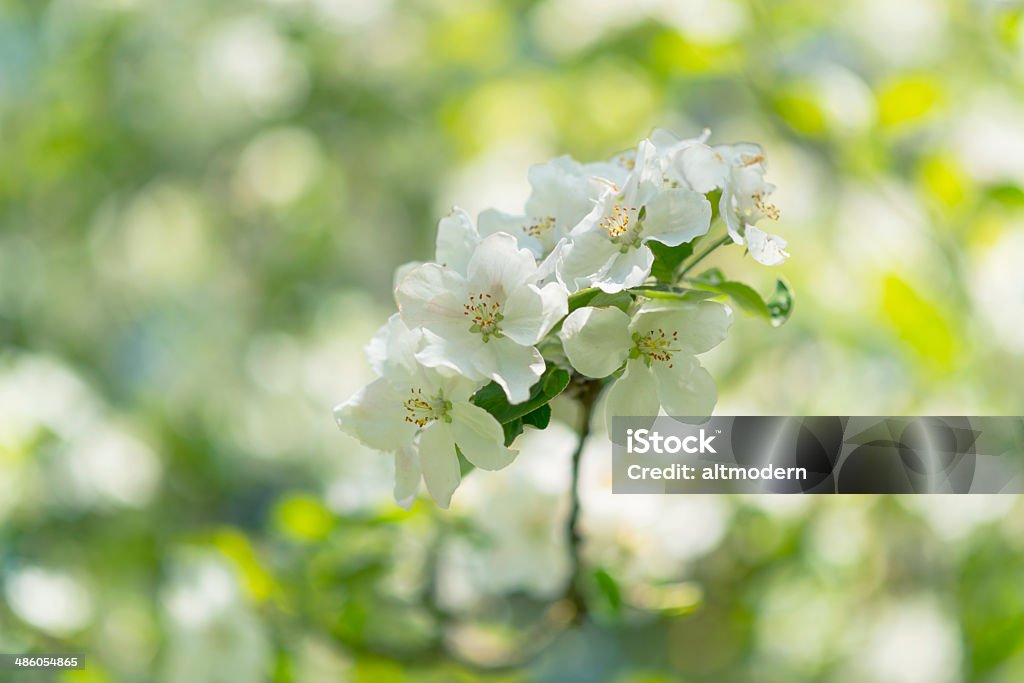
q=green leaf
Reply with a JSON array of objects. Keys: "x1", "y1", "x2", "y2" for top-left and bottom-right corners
[
  {"x1": 472, "y1": 367, "x2": 565, "y2": 451},
  {"x1": 629, "y1": 285, "x2": 718, "y2": 303},
  {"x1": 568, "y1": 288, "x2": 635, "y2": 313},
  {"x1": 592, "y1": 568, "x2": 623, "y2": 616},
  {"x1": 521, "y1": 403, "x2": 551, "y2": 430},
  {"x1": 710, "y1": 281, "x2": 771, "y2": 318},
  {"x1": 567, "y1": 288, "x2": 600, "y2": 313},
  {"x1": 471, "y1": 363, "x2": 571, "y2": 425},
  {"x1": 501, "y1": 419, "x2": 524, "y2": 447},
  {"x1": 693, "y1": 267, "x2": 725, "y2": 286},
  {"x1": 648, "y1": 240, "x2": 694, "y2": 283},
  {"x1": 588, "y1": 290, "x2": 633, "y2": 312},
  {"x1": 987, "y1": 185, "x2": 1024, "y2": 208},
  {"x1": 542, "y1": 367, "x2": 571, "y2": 397},
  {"x1": 685, "y1": 269, "x2": 787, "y2": 321},
  {"x1": 766, "y1": 279, "x2": 794, "y2": 327},
  {"x1": 456, "y1": 447, "x2": 476, "y2": 475}
]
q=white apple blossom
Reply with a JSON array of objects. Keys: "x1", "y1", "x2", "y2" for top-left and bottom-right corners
[
  {"x1": 335, "y1": 315, "x2": 517, "y2": 508},
  {"x1": 334, "y1": 129, "x2": 789, "y2": 509},
  {"x1": 642, "y1": 129, "x2": 790, "y2": 267},
  {"x1": 477, "y1": 151, "x2": 652, "y2": 272},
  {"x1": 477, "y1": 156, "x2": 598, "y2": 262},
  {"x1": 642, "y1": 127, "x2": 719, "y2": 191},
  {"x1": 396, "y1": 232, "x2": 568, "y2": 404},
  {"x1": 678, "y1": 140, "x2": 789, "y2": 267},
  {"x1": 559, "y1": 300, "x2": 732, "y2": 426},
  {"x1": 714, "y1": 143, "x2": 789, "y2": 266},
  {"x1": 555, "y1": 140, "x2": 712, "y2": 293}
]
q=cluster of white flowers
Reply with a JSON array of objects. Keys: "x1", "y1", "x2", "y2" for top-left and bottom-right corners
[{"x1": 335, "y1": 130, "x2": 787, "y2": 508}]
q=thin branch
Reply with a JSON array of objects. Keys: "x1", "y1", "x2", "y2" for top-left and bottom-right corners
[
  {"x1": 564, "y1": 378, "x2": 600, "y2": 623},
  {"x1": 676, "y1": 234, "x2": 732, "y2": 281}
]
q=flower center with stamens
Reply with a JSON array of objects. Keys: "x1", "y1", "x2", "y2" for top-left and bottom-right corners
[
  {"x1": 523, "y1": 216, "x2": 555, "y2": 238},
  {"x1": 463, "y1": 292, "x2": 505, "y2": 342},
  {"x1": 600, "y1": 202, "x2": 645, "y2": 252},
  {"x1": 630, "y1": 328, "x2": 681, "y2": 368},
  {"x1": 752, "y1": 193, "x2": 780, "y2": 221},
  {"x1": 601, "y1": 203, "x2": 634, "y2": 239},
  {"x1": 402, "y1": 388, "x2": 452, "y2": 427}
]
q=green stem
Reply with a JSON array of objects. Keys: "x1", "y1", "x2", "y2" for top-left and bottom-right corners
[
  {"x1": 564, "y1": 379, "x2": 600, "y2": 623},
  {"x1": 676, "y1": 234, "x2": 732, "y2": 281}
]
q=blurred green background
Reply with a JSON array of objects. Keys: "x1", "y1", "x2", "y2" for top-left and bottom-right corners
[{"x1": 3, "y1": 0, "x2": 1024, "y2": 681}]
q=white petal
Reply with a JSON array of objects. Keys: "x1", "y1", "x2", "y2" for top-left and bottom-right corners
[
  {"x1": 581, "y1": 160, "x2": 631, "y2": 188},
  {"x1": 676, "y1": 144, "x2": 729, "y2": 193},
  {"x1": 642, "y1": 188, "x2": 712, "y2": 247},
  {"x1": 731, "y1": 165, "x2": 774, "y2": 215},
  {"x1": 745, "y1": 225, "x2": 790, "y2": 266},
  {"x1": 449, "y1": 401, "x2": 518, "y2": 470},
  {"x1": 479, "y1": 208, "x2": 561, "y2": 260},
  {"x1": 418, "y1": 421, "x2": 461, "y2": 508},
  {"x1": 500, "y1": 285, "x2": 548, "y2": 346},
  {"x1": 535, "y1": 281, "x2": 569, "y2": 336},
  {"x1": 435, "y1": 207, "x2": 479, "y2": 274},
  {"x1": 594, "y1": 245, "x2": 654, "y2": 293},
  {"x1": 648, "y1": 127, "x2": 682, "y2": 150},
  {"x1": 652, "y1": 357, "x2": 717, "y2": 422},
  {"x1": 478, "y1": 208, "x2": 523, "y2": 233},
  {"x1": 557, "y1": 228, "x2": 618, "y2": 292},
  {"x1": 631, "y1": 300, "x2": 732, "y2": 355},
  {"x1": 415, "y1": 330, "x2": 482, "y2": 380},
  {"x1": 393, "y1": 446, "x2": 421, "y2": 509},
  {"x1": 396, "y1": 263, "x2": 469, "y2": 332},
  {"x1": 559, "y1": 306, "x2": 631, "y2": 378},
  {"x1": 605, "y1": 359, "x2": 661, "y2": 428},
  {"x1": 436, "y1": 371, "x2": 486, "y2": 403},
  {"x1": 478, "y1": 208, "x2": 527, "y2": 235},
  {"x1": 501, "y1": 282, "x2": 567, "y2": 345},
  {"x1": 720, "y1": 190, "x2": 744, "y2": 245},
  {"x1": 334, "y1": 378, "x2": 416, "y2": 452},
  {"x1": 716, "y1": 142, "x2": 766, "y2": 168},
  {"x1": 621, "y1": 140, "x2": 653, "y2": 201},
  {"x1": 526, "y1": 156, "x2": 595, "y2": 229},
  {"x1": 476, "y1": 337, "x2": 546, "y2": 404},
  {"x1": 365, "y1": 317, "x2": 391, "y2": 376},
  {"x1": 535, "y1": 240, "x2": 564, "y2": 283},
  {"x1": 419, "y1": 335, "x2": 541, "y2": 405},
  {"x1": 365, "y1": 314, "x2": 422, "y2": 382},
  {"x1": 392, "y1": 261, "x2": 421, "y2": 302},
  {"x1": 632, "y1": 178, "x2": 661, "y2": 208},
  {"x1": 466, "y1": 233, "x2": 539, "y2": 297}
]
